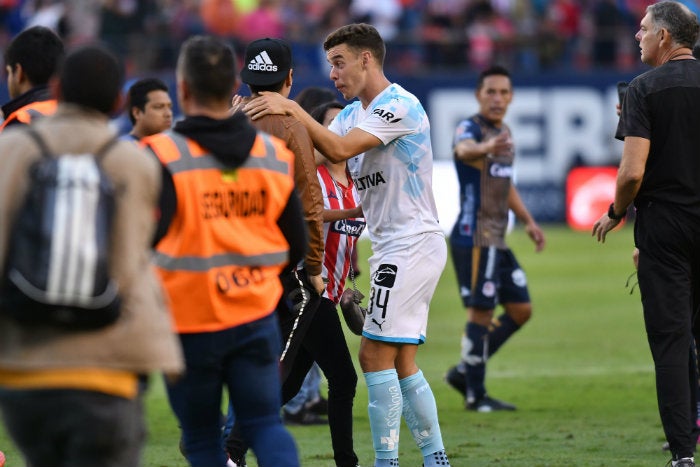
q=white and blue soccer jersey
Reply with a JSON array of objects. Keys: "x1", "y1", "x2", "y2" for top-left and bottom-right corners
[{"x1": 327, "y1": 83, "x2": 442, "y2": 253}]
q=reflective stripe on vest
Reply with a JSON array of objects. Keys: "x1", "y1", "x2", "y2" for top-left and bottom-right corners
[
  {"x1": 0, "y1": 100, "x2": 57, "y2": 131},
  {"x1": 163, "y1": 131, "x2": 289, "y2": 176},
  {"x1": 153, "y1": 250, "x2": 288, "y2": 272},
  {"x1": 151, "y1": 131, "x2": 290, "y2": 273}
]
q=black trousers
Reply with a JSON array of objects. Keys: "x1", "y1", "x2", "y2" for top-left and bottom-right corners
[
  {"x1": 636, "y1": 201, "x2": 700, "y2": 459},
  {"x1": 227, "y1": 270, "x2": 359, "y2": 467}
]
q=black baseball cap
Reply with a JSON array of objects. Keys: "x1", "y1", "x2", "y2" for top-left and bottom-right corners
[{"x1": 240, "y1": 38, "x2": 293, "y2": 86}]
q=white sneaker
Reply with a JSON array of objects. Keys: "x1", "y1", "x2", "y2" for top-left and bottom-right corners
[
  {"x1": 672, "y1": 457, "x2": 695, "y2": 467},
  {"x1": 226, "y1": 458, "x2": 238, "y2": 467}
]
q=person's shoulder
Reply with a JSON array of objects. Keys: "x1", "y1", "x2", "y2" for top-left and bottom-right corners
[
  {"x1": 106, "y1": 134, "x2": 161, "y2": 175},
  {"x1": 252, "y1": 113, "x2": 288, "y2": 137},
  {"x1": 280, "y1": 116, "x2": 315, "y2": 155},
  {"x1": 455, "y1": 115, "x2": 479, "y2": 132},
  {"x1": 255, "y1": 129, "x2": 293, "y2": 153},
  {"x1": 630, "y1": 67, "x2": 656, "y2": 85},
  {"x1": 0, "y1": 125, "x2": 44, "y2": 167},
  {"x1": 118, "y1": 132, "x2": 139, "y2": 143},
  {"x1": 0, "y1": 123, "x2": 34, "y2": 142},
  {"x1": 457, "y1": 114, "x2": 479, "y2": 125},
  {"x1": 282, "y1": 113, "x2": 309, "y2": 132},
  {"x1": 340, "y1": 100, "x2": 362, "y2": 114},
  {"x1": 384, "y1": 83, "x2": 420, "y2": 105},
  {"x1": 140, "y1": 130, "x2": 174, "y2": 147}
]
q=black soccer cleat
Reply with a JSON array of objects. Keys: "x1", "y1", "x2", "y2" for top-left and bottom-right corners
[{"x1": 466, "y1": 395, "x2": 517, "y2": 412}]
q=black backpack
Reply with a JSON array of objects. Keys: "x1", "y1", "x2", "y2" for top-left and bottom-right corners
[{"x1": 0, "y1": 129, "x2": 122, "y2": 329}]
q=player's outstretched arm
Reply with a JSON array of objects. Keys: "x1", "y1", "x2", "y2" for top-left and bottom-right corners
[{"x1": 244, "y1": 92, "x2": 380, "y2": 162}]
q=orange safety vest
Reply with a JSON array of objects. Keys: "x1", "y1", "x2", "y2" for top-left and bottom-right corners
[
  {"x1": 145, "y1": 130, "x2": 295, "y2": 333},
  {"x1": 0, "y1": 99, "x2": 57, "y2": 131}
]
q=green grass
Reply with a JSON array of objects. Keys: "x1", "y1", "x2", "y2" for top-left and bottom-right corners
[{"x1": 0, "y1": 224, "x2": 674, "y2": 467}]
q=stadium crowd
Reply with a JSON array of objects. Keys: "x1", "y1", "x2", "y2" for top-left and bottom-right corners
[{"x1": 0, "y1": 0, "x2": 696, "y2": 78}]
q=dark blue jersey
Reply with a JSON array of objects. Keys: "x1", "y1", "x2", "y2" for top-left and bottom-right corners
[{"x1": 451, "y1": 114, "x2": 514, "y2": 248}]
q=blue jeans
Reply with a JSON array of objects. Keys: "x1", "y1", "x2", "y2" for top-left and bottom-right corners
[{"x1": 165, "y1": 313, "x2": 299, "y2": 467}]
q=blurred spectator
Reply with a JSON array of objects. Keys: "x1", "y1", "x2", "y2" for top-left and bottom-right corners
[
  {"x1": 464, "y1": 1, "x2": 515, "y2": 70},
  {"x1": 542, "y1": 0, "x2": 582, "y2": 68},
  {"x1": 420, "y1": 0, "x2": 469, "y2": 68},
  {"x1": 199, "y1": 0, "x2": 240, "y2": 38},
  {"x1": 99, "y1": 0, "x2": 161, "y2": 75},
  {"x1": 350, "y1": 0, "x2": 402, "y2": 41},
  {"x1": 592, "y1": 0, "x2": 624, "y2": 68},
  {"x1": 0, "y1": 0, "x2": 693, "y2": 78},
  {"x1": 24, "y1": 0, "x2": 68, "y2": 38},
  {"x1": 238, "y1": 0, "x2": 284, "y2": 43}
]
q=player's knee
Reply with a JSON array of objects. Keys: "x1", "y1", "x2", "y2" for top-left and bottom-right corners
[
  {"x1": 507, "y1": 304, "x2": 532, "y2": 326},
  {"x1": 468, "y1": 307, "x2": 494, "y2": 327}
]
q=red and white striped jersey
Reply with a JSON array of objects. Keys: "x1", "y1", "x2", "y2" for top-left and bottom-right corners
[{"x1": 317, "y1": 164, "x2": 366, "y2": 304}]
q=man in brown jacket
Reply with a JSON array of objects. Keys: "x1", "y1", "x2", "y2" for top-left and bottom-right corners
[
  {"x1": 0, "y1": 44, "x2": 183, "y2": 467},
  {"x1": 241, "y1": 38, "x2": 325, "y2": 295},
  {"x1": 238, "y1": 38, "x2": 326, "y2": 376},
  {"x1": 225, "y1": 38, "x2": 360, "y2": 467}
]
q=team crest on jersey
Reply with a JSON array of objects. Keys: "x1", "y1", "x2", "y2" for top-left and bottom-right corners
[{"x1": 372, "y1": 108, "x2": 402, "y2": 123}]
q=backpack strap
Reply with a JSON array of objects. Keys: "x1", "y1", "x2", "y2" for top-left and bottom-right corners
[
  {"x1": 24, "y1": 127, "x2": 52, "y2": 159},
  {"x1": 24, "y1": 127, "x2": 119, "y2": 164},
  {"x1": 93, "y1": 136, "x2": 119, "y2": 165}
]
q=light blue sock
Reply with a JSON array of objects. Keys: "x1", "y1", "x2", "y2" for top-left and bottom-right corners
[
  {"x1": 364, "y1": 369, "x2": 402, "y2": 463},
  {"x1": 374, "y1": 458, "x2": 399, "y2": 467},
  {"x1": 399, "y1": 370, "x2": 451, "y2": 466}
]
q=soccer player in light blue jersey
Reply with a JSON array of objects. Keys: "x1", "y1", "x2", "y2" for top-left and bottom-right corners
[{"x1": 244, "y1": 22, "x2": 451, "y2": 467}]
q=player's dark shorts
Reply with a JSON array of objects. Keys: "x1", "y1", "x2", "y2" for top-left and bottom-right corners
[{"x1": 450, "y1": 243, "x2": 530, "y2": 309}]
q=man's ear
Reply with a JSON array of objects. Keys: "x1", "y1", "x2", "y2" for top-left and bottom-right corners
[
  {"x1": 361, "y1": 51, "x2": 370, "y2": 69},
  {"x1": 13, "y1": 63, "x2": 26, "y2": 85},
  {"x1": 179, "y1": 78, "x2": 190, "y2": 102},
  {"x1": 130, "y1": 105, "x2": 141, "y2": 122}
]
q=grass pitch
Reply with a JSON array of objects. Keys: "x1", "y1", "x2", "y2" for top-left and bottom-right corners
[{"x1": 0, "y1": 224, "x2": 674, "y2": 466}]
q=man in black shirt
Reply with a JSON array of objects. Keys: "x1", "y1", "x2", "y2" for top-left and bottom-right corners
[{"x1": 593, "y1": 2, "x2": 700, "y2": 466}]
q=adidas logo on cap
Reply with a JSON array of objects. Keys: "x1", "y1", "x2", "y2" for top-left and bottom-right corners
[
  {"x1": 247, "y1": 51, "x2": 278, "y2": 73},
  {"x1": 241, "y1": 38, "x2": 291, "y2": 85}
]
